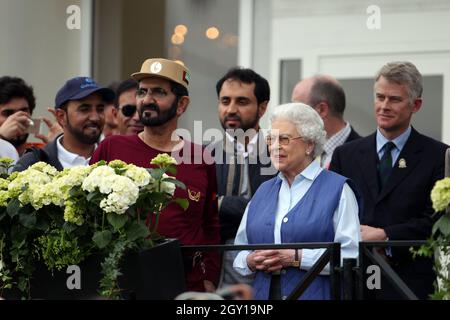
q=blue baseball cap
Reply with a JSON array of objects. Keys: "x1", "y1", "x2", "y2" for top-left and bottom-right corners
[{"x1": 55, "y1": 76, "x2": 115, "y2": 108}]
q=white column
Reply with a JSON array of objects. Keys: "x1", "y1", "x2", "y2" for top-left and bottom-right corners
[
  {"x1": 80, "y1": 0, "x2": 94, "y2": 76},
  {"x1": 238, "y1": 0, "x2": 254, "y2": 68}
]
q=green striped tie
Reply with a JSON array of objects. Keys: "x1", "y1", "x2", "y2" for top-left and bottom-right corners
[{"x1": 378, "y1": 142, "x2": 396, "y2": 189}]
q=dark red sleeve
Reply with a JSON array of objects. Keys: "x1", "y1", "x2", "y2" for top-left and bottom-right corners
[
  {"x1": 90, "y1": 139, "x2": 109, "y2": 164},
  {"x1": 201, "y1": 162, "x2": 221, "y2": 285}
]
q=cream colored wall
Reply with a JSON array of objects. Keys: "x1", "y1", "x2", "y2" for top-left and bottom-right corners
[
  {"x1": 94, "y1": 0, "x2": 165, "y2": 85},
  {"x1": 240, "y1": 0, "x2": 450, "y2": 144},
  {"x1": 165, "y1": 0, "x2": 239, "y2": 142},
  {"x1": 0, "y1": 0, "x2": 92, "y2": 123}
]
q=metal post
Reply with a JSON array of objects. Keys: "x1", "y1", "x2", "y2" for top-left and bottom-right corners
[
  {"x1": 329, "y1": 243, "x2": 341, "y2": 300},
  {"x1": 357, "y1": 243, "x2": 366, "y2": 299},
  {"x1": 342, "y1": 258, "x2": 357, "y2": 300}
]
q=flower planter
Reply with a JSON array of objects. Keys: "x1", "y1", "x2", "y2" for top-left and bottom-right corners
[
  {"x1": 120, "y1": 238, "x2": 186, "y2": 300},
  {"x1": 3, "y1": 239, "x2": 186, "y2": 300}
]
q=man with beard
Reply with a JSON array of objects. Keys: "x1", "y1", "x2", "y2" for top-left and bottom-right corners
[
  {"x1": 90, "y1": 58, "x2": 220, "y2": 293},
  {"x1": 0, "y1": 76, "x2": 36, "y2": 155},
  {"x1": 14, "y1": 77, "x2": 114, "y2": 171},
  {"x1": 212, "y1": 67, "x2": 276, "y2": 288}
]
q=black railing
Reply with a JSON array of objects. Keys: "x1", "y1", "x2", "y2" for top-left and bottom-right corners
[
  {"x1": 182, "y1": 240, "x2": 430, "y2": 300},
  {"x1": 181, "y1": 242, "x2": 341, "y2": 300},
  {"x1": 356, "y1": 240, "x2": 428, "y2": 300}
]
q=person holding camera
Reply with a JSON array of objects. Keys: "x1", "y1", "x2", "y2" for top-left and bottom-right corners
[{"x1": 0, "y1": 76, "x2": 38, "y2": 156}]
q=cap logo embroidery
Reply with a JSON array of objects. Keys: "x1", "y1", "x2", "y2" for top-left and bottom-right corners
[{"x1": 150, "y1": 62, "x2": 162, "y2": 74}]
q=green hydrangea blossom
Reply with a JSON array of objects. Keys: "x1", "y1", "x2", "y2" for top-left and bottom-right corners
[
  {"x1": 431, "y1": 177, "x2": 450, "y2": 212},
  {"x1": 150, "y1": 153, "x2": 177, "y2": 167}
]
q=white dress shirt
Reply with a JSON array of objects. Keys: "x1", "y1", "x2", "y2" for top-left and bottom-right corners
[
  {"x1": 321, "y1": 122, "x2": 351, "y2": 168},
  {"x1": 56, "y1": 136, "x2": 93, "y2": 168},
  {"x1": 233, "y1": 160, "x2": 361, "y2": 275}
]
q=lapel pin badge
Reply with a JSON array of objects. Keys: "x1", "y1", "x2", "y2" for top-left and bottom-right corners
[{"x1": 398, "y1": 158, "x2": 407, "y2": 168}]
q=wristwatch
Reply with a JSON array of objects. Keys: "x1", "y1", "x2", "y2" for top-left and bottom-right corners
[{"x1": 292, "y1": 249, "x2": 300, "y2": 268}]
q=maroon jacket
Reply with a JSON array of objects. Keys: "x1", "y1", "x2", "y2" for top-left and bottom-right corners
[{"x1": 91, "y1": 134, "x2": 221, "y2": 291}]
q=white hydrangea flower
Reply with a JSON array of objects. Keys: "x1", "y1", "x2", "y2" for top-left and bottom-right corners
[
  {"x1": 29, "y1": 162, "x2": 58, "y2": 176},
  {"x1": 8, "y1": 168, "x2": 54, "y2": 206},
  {"x1": 30, "y1": 183, "x2": 64, "y2": 209},
  {"x1": 82, "y1": 165, "x2": 116, "y2": 193},
  {"x1": 431, "y1": 178, "x2": 450, "y2": 212},
  {"x1": 99, "y1": 175, "x2": 139, "y2": 214},
  {"x1": 160, "y1": 174, "x2": 176, "y2": 196},
  {"x1": 53, "y1": 166, "x2": 92, "y2": 200},
  {"x1": 0, "y1": 190, "x2": 9, "y2": 207},
  {"x1": 124, "y1": 164, "x2": 152, "y2": 187},
  {"x1": 0, "y1": 178, "x2": 8, "y2": 190}
]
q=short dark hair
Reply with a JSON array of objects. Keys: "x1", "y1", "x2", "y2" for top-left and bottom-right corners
[
  {"x1": 0, "y1": 76, "x2": 36, "y2": 114},
  {"x1": 170, "y1": 81, "x2": 189, "y2": 98},
  {"x1": 309, "y1": 77, "x2": 346, "y2": 118},
  {"x1": 114, "y1": 79, "x2": 138, "y2": 108},
  {"x1": 216, "y1": 67, "x2": 270, "y2": 105}
]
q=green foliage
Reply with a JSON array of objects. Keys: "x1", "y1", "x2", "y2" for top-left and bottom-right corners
[
  {"x1": 93, "y1": 230, "x2": 113, "y2": 249},
  {"x1": 414, "y1": 178, "x2": 450, "y2": 299},
  {"x1": 0, "y1": 154, "x2": 187, "y2": 299},
  {"x1": 35, "y1": 228, "x2": 87, "y2": 272},
  {"x1": 433, "y1": 214, "x2": 450, "y2": 237},
  {"x1": 107, "y1": 213, "x2": 128, "y2": 231},
  {"x1": 98, "y1": 239, "x2": 134, "y2": 299}
]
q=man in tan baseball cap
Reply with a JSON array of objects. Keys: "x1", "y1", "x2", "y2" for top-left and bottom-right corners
[
  {"x1": 126, "y1": 58, "x2": 191, "y2": 129},
  {"x1": 91, "y1": 58, "x2": 221, "y2": 294}
]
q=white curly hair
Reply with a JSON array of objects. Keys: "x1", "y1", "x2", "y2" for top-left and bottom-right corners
[{"x1": 270, "y1": 103, "x2": 326, "y2": 158}]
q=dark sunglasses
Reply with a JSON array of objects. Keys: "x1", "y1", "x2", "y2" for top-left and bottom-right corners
[{"x1": 119, "y1": 104, "x2": 137, "y2": 117}]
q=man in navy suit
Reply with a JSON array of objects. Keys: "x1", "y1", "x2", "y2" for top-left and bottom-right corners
[{"x1": 330, "y1": 61, "x2": 448, "y2": 299}]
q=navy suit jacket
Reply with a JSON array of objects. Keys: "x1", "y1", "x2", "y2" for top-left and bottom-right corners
[{"x1": 330, "y1": 128, "x2": 447, "y2": 240}]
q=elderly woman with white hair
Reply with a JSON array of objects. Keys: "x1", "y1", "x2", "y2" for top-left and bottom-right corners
[{"x1": 233, "y1": 103, "x2": 361, "y2": 300}]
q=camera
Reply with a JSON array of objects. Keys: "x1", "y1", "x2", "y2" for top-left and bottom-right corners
[{"x1": 27, "y1": 118, "x2": 43, "y2": 135}]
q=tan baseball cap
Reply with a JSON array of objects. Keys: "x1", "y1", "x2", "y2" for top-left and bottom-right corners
[{"x1": 131, "y1": 58, "x2": 191, "y2": 89}]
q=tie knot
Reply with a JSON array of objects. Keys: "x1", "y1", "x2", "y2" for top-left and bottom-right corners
[{"x1": 383, "y1": 141, "x2": 396, "y2": 153}]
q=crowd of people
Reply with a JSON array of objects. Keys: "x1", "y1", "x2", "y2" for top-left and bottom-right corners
[{"x1": 0, "y1": 58, "x2": 447, "y2": 300}]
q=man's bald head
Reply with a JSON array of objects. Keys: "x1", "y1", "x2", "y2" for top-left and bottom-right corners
[
  {"x1": 291, "y1": 75, "x2": 346, "y2": 119},
  {"x1": 291, "y1": 77, "x2": 315, "y2": 106}
]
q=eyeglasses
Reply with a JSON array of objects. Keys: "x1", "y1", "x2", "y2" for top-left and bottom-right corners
[
  {"x1": 119, "y1": 104, "x2": 137, "y2": 117},
  {"x1": 136, "y1": 87, "x2": 169, "y2": 100},
  {"x1": 265, "y1": 134, "x2": 303, "y2": 146}
]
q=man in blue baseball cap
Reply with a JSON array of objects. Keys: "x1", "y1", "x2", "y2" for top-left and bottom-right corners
[{"x1": 14, "y1": 76, "x2": 115, "y2": 171}]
